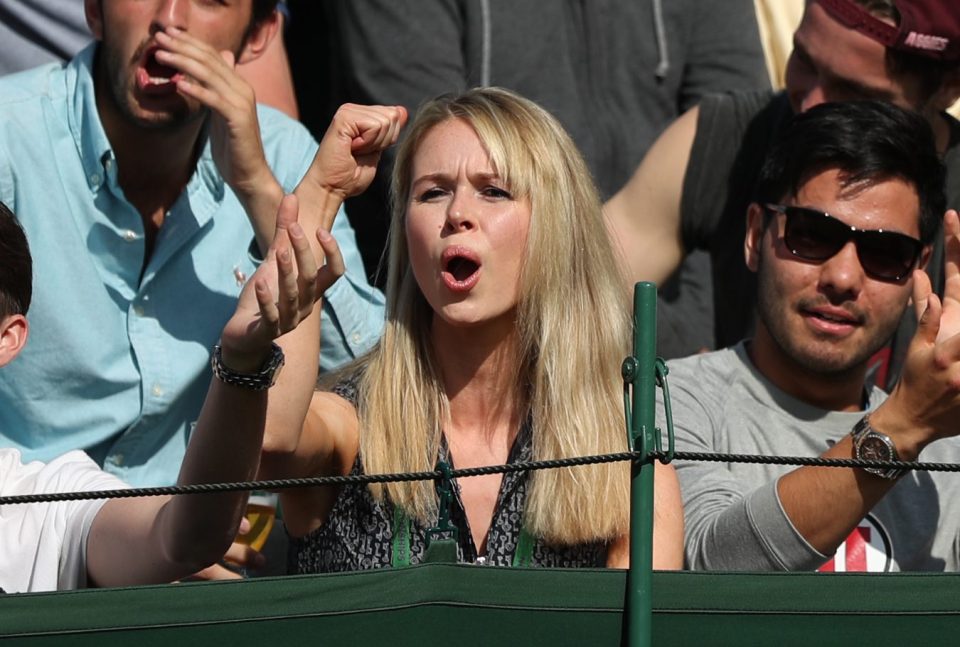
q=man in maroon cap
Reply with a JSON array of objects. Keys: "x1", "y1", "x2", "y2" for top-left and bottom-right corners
[{"x1": 606, "y1": 0, "x2": 960, "y2": 389}]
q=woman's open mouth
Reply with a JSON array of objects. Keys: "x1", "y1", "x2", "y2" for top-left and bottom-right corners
[{"x1": 441, "y1": 246, "x2": 482, "y2": 292}]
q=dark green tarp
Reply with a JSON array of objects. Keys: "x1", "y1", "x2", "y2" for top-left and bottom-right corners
[{"x1": 3, "y1": 564, "x2": 960, "y2": 645}]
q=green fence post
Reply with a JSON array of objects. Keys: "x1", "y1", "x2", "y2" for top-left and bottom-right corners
[{"x1": 627, "y1": 282, "x2": 657, "y2": 647}]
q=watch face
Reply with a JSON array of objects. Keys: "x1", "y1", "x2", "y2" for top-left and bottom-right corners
[{"x1": 860, "y1": 434, "x2": 893, "y2": 461}]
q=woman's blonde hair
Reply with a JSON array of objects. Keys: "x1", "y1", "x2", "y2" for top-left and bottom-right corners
[{"x1": 359, "y1": 87, "x2": 630, "y2": 544}]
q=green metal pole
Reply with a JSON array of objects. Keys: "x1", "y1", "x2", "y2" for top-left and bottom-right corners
[{"x1": 627, "y1": 282, "x2": 657, "y2": 647}]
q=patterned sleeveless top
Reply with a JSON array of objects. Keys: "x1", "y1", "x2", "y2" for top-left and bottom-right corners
[{"x1": 288, "y1": 374, "x2": 607, "y2": 573}]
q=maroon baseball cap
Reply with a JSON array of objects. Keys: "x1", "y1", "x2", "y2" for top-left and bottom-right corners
[{"x1": 815, "y1": 0, "x2": 960, "y2": 62}]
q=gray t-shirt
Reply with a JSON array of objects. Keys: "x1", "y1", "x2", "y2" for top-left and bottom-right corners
[{"x1": 659, "y1": 342, "x2": 960, "y2": 571}]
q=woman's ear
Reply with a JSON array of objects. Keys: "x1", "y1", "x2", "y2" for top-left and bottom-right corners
[{"x1": 0, "y1": 314, "x2": 28, "y2": 368}]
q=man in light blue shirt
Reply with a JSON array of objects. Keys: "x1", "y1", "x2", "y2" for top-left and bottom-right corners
[{"x1": 0, "y1": 0, "x2": 385, "y2": 486}]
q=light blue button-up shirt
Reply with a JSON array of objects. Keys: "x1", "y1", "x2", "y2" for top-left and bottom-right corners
[{"x1": 0, "y1": 46, "x2": 385, "y2": 486}]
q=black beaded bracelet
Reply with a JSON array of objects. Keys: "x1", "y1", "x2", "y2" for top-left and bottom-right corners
[{"x1": 210, "y1": 342, "x2": 285, "y2": 390}]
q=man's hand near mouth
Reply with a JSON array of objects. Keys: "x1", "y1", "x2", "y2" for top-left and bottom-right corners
[{"x1": 153, "y1": 26, "x2": 283, "y2": 256}]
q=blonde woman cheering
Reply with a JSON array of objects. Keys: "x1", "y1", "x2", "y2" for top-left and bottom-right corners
[{"x1": 263, "y1": 88, "x2": 683, "y2": 571}]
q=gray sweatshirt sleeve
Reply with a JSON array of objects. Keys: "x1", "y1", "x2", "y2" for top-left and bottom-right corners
[{"x1": 657, "y1": 356, "x2": 828, "y2": 570}]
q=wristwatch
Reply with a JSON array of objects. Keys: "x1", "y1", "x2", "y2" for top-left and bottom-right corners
[
  {"x1": 850, "y1": 415, "x2": 903, "y2": 480},
  {"x1": 211, "y1": 342, "x2": 285, "y2": 391}
]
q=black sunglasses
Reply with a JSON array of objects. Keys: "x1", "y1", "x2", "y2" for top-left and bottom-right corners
[{"x1": 762, "y1": 204, "x2": 923, "y2": 282}]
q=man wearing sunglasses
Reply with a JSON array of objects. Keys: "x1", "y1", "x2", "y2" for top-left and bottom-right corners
[
  {"x1": 662, "y1": 100, "x2": 960, "y2": 572},
  {"x1": 607, "y1": 0, "x2": 960, "y2": 389}
]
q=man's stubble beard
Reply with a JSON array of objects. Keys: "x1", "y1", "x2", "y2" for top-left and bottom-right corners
[
  {"x1": 754, "y1": 248, "x2": 904, "y2": 378},
  {"x1": 97, "y1": 36, "x2": 202, "y2": 132}
]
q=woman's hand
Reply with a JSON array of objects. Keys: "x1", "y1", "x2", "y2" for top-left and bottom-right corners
[
  {"x1": 219, "y1": 194, "x2": 345, "y2": 372},
  {"x1": 294, "y1": 103, "x2": 408, "y2": 231}
]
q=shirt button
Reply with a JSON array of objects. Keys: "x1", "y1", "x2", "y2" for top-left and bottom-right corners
[
  {"x1": 133, "y1": 305, "x2": 145, "y2": 317},
  {"x1": 351, "y1": 332, "x2": 362, "y2": 345},
  {"x1": 152, "y1": 384, "x2": 164, "y2": 397},
  {"x1": 122, "y1": 230, "x2": 138, "y2": 242},
  {"x1": 89, "y1": 173, "x2": 101, "y2": 185},
  {"x1": 112, "y1": 454, "x2": 124, "y2": 466}
]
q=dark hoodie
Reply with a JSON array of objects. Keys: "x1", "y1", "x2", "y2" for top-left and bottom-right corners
[{"x1": 290, "y1": 0, "x2": 770, "y2": 356}]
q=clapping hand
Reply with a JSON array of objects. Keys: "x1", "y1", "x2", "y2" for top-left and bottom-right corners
[
  {"x1": 877, "y1": 209, "x2": 960, "y2": 454},
  {"x1": 913, "y1": 209, "x2": 960, "y2": 342},
  {"x1": 218, "y1": 194, "x2": 344, "y2": 372}
]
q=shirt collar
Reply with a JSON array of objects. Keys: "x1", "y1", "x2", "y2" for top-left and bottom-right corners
[{"x1": 66, "y1": 44, "x2": 113, "y2": 193}]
